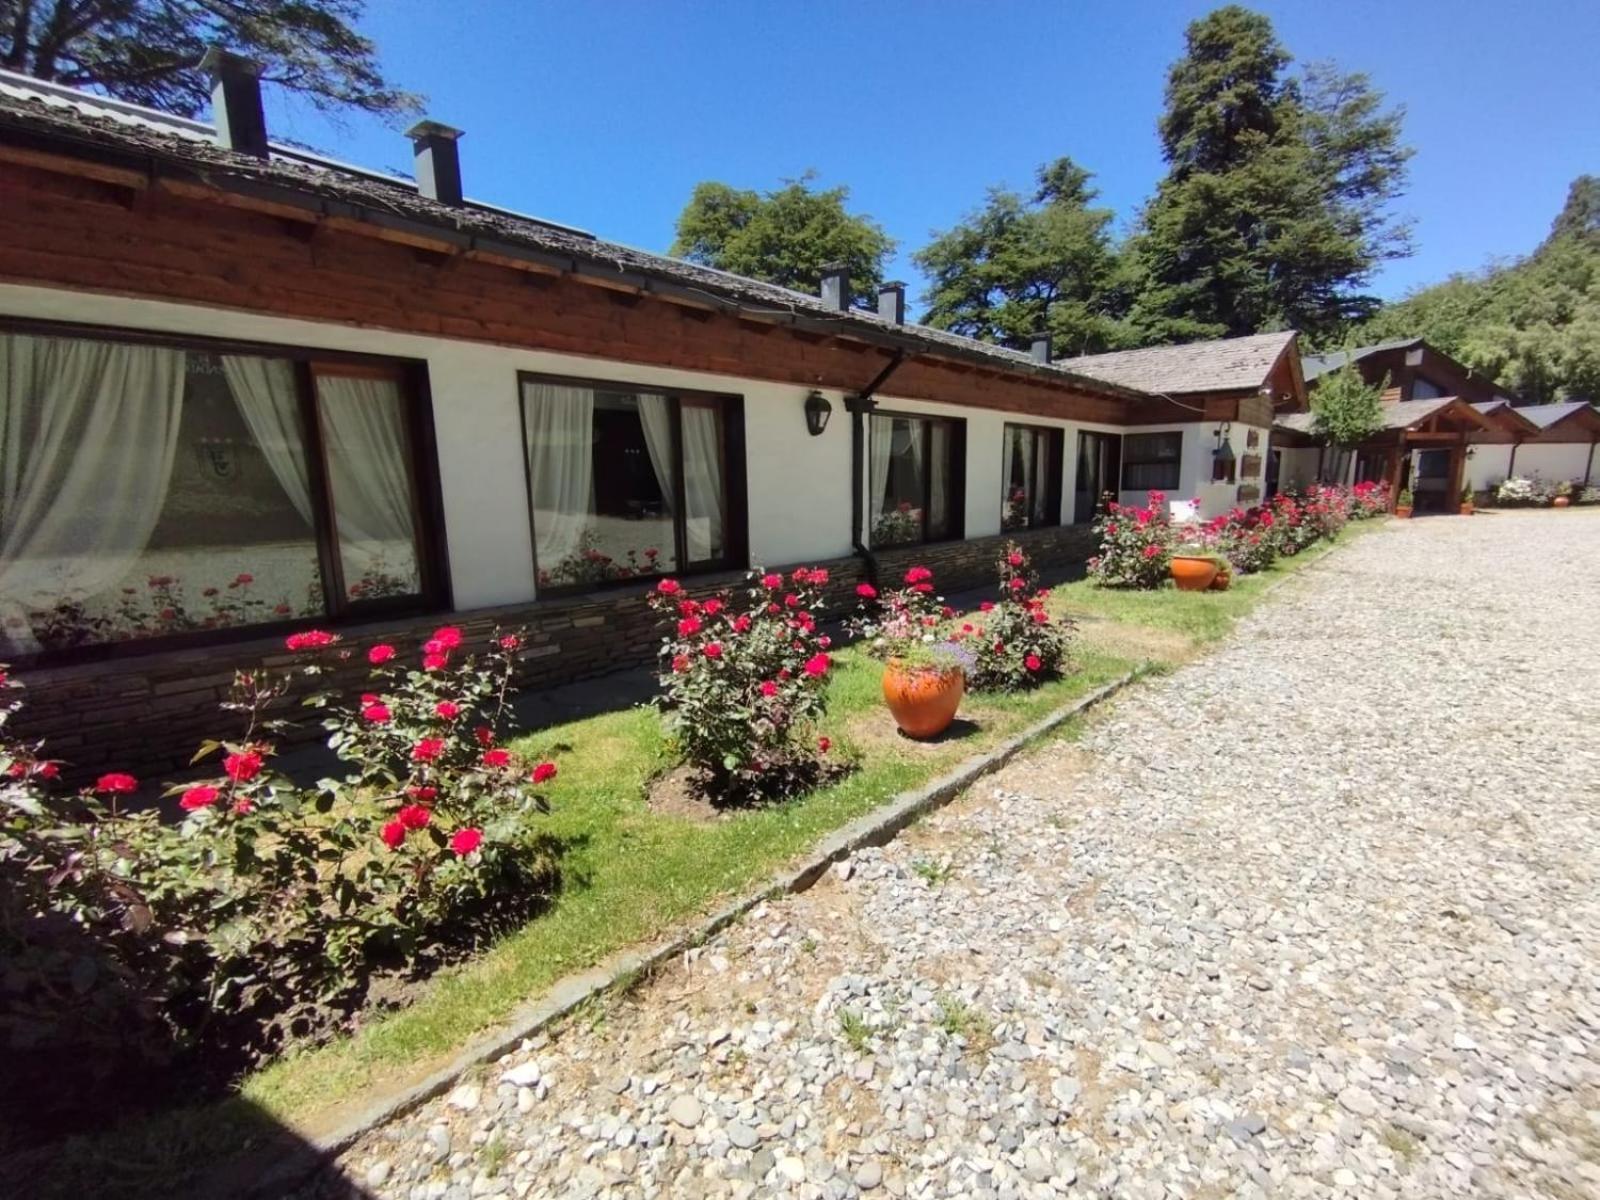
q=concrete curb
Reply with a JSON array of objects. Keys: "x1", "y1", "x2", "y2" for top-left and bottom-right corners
[{"x1": 230, "y1": 668, "x2": 1142, "y2": 1198}]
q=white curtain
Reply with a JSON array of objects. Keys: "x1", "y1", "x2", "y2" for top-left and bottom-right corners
[
  {"x1": 869, "y1": 415, "x2": 894, "y2": 533},
  {"x1": 522, "y1": 380, "x2": 595, "y2": 572},
  {"x1": 0, "y1": 334, "x2": 186, "y2": 652},
  {"x1": 221, "y1": 355, "x2": 314, "y2": 527},
  {"x1": 636, "y1": 393, "x2": 677, "y2": 510},
  {"x1": 316, "y1": 375, "x2": 416, "y2": 582},
  {"x1": 680, "y1": 404, "x2": 725, "y2": 563},
  {"x1": 928, "y1": 421, "x2": 948, "y2": 535}
]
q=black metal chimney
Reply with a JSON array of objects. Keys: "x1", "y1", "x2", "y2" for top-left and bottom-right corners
[
  {"x1": 819, "y1": 264, "x2": 850, "y2": 311},
  {"x1": 1030, "y1": 332, "x2": 1053, "y2": 364},
  {"x1": 201, "y1": 47, "x2": 268, "y2": 159},
  {"x1": 877, "y1": 281, "x2": 906, "y2": 325},
  {"x1": 407, "y1": 120, "x2": 465, "y2": 206}
]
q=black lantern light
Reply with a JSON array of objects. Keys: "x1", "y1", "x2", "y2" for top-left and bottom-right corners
[
  {"x1": 804, "y1": 390, "x2": 833, "y2": 437},
  {"x1": 1211, "y1": 421, "x2": 1236, "y2": 481}
]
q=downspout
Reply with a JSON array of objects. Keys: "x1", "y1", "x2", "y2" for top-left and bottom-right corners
[
  {"x1": 847, "y1": 350, "x2": 907, "y2": 585},
  {"x1": 1585, "y1": 438, "x2": 1597, "y2": 488},
  {"x1": 1508, "y1": 438, "x2": 1520, "y2": 478}
]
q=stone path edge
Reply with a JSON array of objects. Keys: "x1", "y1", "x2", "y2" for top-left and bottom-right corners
[{"x1": 227, "y1": 667, "x2": 1145, "y2": 1200}]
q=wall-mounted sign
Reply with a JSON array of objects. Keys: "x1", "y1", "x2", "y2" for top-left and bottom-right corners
[
  {"x1": 1246, "y1": 428, "x2": 1261, "y2": 448},
  {"x1": 1240, "y1": 453, "x2": 1263, "y2": 479},
  {"x1": 1237, "y1": 483, "x2": 1261, "y2": 504}
]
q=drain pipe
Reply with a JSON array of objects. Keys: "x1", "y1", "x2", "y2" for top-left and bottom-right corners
[{"x1": 847, "y1": 350, "x2": 906, "y2": 585}]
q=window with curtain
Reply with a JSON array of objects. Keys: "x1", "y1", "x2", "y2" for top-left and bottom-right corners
[
  {"x1": 1001, "y1": 423, "x2": 1063, "y2": 530},
  {"x1": 869, "y1": 413, "x2": 963, "y2": 548},
  {"x1": 520, "y1": 374, "x2": 743, "y2": 593},
  {"x1": 0, "y1": 326, "x2": 437, "y2": 663},
  {"x1": 1120, "y1": 431, "x2": 1183, "y2": 492}
]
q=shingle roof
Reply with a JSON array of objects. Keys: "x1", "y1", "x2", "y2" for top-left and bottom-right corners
[
  {"x1": 1518, "y1": 400, "x2": 1596, "y2": 430},
  {"x1": 1300, "y1": 339, "x2": 1421, "y2": 382},
  {"x1": 1056, "y1": 330, "x2": 1297, "y2": 396},
  {"x1": 1274, "y1": 396, "x2": 1461, "y2": 436},
  {"x1": 0, "y1": 69, "x2": 1146, "y2": 403}
]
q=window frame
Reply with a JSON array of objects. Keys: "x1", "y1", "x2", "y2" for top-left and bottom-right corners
[
  {"x1": 1119, "y1": 430, "x2": 1184, "y2": 493},
  {"x1": 516, "y1": 370, "x2": 748, "y2": 598},
  {"x1": 0, "y1": 316, "x2": 451, "y2": 667},
  {"x1": 868, "y1": 409, "x2": 968, "y2": 549},
  {"x1": 1000, "y1": 421, "x2": 1064, "y2": 530}
]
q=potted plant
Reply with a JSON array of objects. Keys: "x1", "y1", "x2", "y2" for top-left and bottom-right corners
[
  {"x1": 1459, "y1": 480, "x2": 1475, "y2": 516},
  {"x1": 1553, "y1": 480, "x2": 1574, "y2": 509},
  {"x1": 850, "y1": 566, "x2": 968, "y2": 740},
  {"x1": 1207, "y1": 552, "x2": 1233, "y2": 591},
  {"x1": 1168, "y1": 542, "x2": 1219, "y2": 591},
  {"x1": 1395, "y1": 487, "x2": 1414, "y2": 519}
]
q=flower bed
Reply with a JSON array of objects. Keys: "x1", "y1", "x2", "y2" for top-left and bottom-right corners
[{"x1": 1086, "y1": 490, "x2": 1174, "y2": 588}]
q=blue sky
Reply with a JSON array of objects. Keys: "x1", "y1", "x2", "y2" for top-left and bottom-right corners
[{"x1": 265, "y1": 1, "x2": 1598, "y2": 307}]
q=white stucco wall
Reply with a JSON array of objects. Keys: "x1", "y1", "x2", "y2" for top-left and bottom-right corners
[{"x1": 1466, "y1": 443, "x2": 1596, "y2": 492}]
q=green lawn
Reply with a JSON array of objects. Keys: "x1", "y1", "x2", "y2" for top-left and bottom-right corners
[{"x1": 22, "y1": 520, "x2": 1382, "y2": 1198}]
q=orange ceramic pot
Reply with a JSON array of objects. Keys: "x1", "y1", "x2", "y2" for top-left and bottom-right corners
[
  {"x1": 1395, "y1": 506, "x2": 1413, "y2": 519},
  {"x1": 882, "y1": 660, "x2": 965, "y2": 739},
  {"x1": 1169, "y1": 555, "x2": 1219, "y2": 592},
  {"x1": 1554, "y1": 496, "x2": 1571, "y2": 509},
  {"x1": 1208, "y1": 563, "x2": 1233, "y2": 591},
  {"x1": 1459, "y1": 502, "x2": 1475, "y2": 516}
]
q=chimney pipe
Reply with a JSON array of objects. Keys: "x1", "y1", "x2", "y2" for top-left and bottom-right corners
[
  {"x1": 201, "y1": 47, "x2": 268, "y2": 159},
  {"x1": 1030, "y1": 332, "x2": 1053, "y2": 364},
  {"x1": 819, "y1": 264, "x2": 850, "y2": 312},
  {"x1": 877, "y1": 281, "x2": 906, "y2": 325},
  {"x1": 406, "y1": 120, "x2": 465, "y2": 207}
]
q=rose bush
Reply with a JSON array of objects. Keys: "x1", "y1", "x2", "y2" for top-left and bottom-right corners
[
  {"x1": 1087, "y1": 490, "x2": 1173, "y2": 588},
  {"x1": 965, "y1": 543, "x2": 1075, "y2": 691},
  {"x1": 648, "y1": 568, "x2": 835, "y2": 800},
  {"x1": 1199, "y1": 506, "x2": 1278, "y2": 575},
  {"x1": 0, "y1": 625, "x2": 559, "y2": 1119}
]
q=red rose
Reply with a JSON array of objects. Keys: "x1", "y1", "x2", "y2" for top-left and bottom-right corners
[
  {"x1": 1025, "y1": 654, "x2": 1042, "y2": 671},
  {"x1": 368, "y1": 644, "x2": 397, "y2": 664},
  {"x1": 435, "y1": 700, "x2": 461, "y2": 720},
  {"x1": 449, "y1": 827, "x2": 483, "y2": 856},
  {"x1": 412, "y1": 737, "x2": 445, "y2": 762},
  {"x1": 818, "y1": 736, "x2": 832, "y2": 754},
  {"x1": 499, "y1": 634, "x2": 521, "y2": 650},
  {"x1": 481, "y1": 748, "x2": 512, "y2": 769},
  {"x1": 95, "y1": 772, "x2": 138, "y2": 794},
  {"x1": 431, "y1": 626, "x2": 463, "y2": 650},
  {"x1": 980, "y1": 601, "x2": 995, "y2": 613},
  {"x1": 672, "y1": 654, "x2": 691, "y2": 673},
  {"x1": 224, "y1": 751, "x2": 263, "y2": 782},
  {"x1": 531, "y1": 761, "x2": 558, "y2": 784},
  {"x1": 422, "y1": 651, "x2": 449, "y2": 671},
  {"x1": 760, "y1": 680, "x2": 778, "y2": 697},
  {"x1": 856, "y1": 583, "x2": 878, "y2": 600},
  {"x1": 656, "y1": 578, "x2": 682, "y2": 596},
  {"x1": 381, "y1": 819, "x2": 406, "y2": 850},
  {"x1": 398, "y1": 803, "x2": 432, "y2": 830},
  {"x1": 1009, "y1": 578, "x2": 1026, "y2": 591},
  {"x1": 784, "y1": 593, "x2": 801, "y2": 609},
  {"x1": 1008, "y1": 552, "x2": 1024, "y2": 567},
  {"x1": 362, "y1": 702, "x2": 391, "y2": 724},
  {"x1": 474, "y1": 725, "x2": 495, "y2": 746},
  {"x1": 180, "y1": 785, "x2": 219, "y2": 811},
  {"x1": 818, "y1": 635, "x2": 832, "y2": 648},
  {"x1": 904, "y1": 565, "x2": 933, "y2": 585},
  {"x1": 285, "y1": 629, "x2": 338, "y2": 652},
  {"x1": 234, "y1": 573, "x2": 254, "y2": 585},
  {"x1": 33, "y1": 761, "x2": 59, "y2": 780},
  {"x1": 407, "y1": 785, "x2": 438, "y2": 802},
  {"x1": 703, "y1": 642, "x2": 723, "y2": 659},
  {"x1": 702, "y1": 598, "x2": 724, "y2": 617},
  {"x1": 791, "y1": 567, "x2": 812, "y2": 584},
  {"x1": 803, "y1": 653, "x2": 830, "y2": 678},
  {"x1": 762, "y1": 573, "x2": 783, "y2": 588},
  {"x1": 733, "y1": 615, "x2": 752, "y2": 633},
  {"x1": 678, "y1": 616, "x2": 702, "y2": 637},
  {"x1": 234, "y1": 798, "x2": 255, "y2": 815},
  {"x1": 809, "y1": 568, "x2": 830, "y2": 585}
]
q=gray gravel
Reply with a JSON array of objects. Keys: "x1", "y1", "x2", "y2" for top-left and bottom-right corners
[{"x1": 324, "y1": 512, "x2": 1600, "y2": 1199}]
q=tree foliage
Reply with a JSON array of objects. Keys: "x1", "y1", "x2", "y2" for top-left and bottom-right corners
[
  {"x1": 912, "y1": 157, "x2": 1128, "y2": 355},
  {"x1": 0, "y1": 0, "x2": 417, "y2": 120},
  {"x1": 1359, "y1": 186, "x2": 1600, "y2": 404},
  {"x1": 669, "y1": 173, "x2": 894, "y2": 308},
  {"x1": 1124, "y1": 6, "x2": 1412, "y2": 345},
  {"x1": 1310, "y1": 358, "x2": 1386, "y2": 447}
]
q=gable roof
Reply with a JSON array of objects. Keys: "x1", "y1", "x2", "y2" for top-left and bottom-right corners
[
  {"x1": 1519, "y1": 400, "x2": 1597, "y2": 430},
  {"x1": 1275, "y1": 395, "x2": 1496, "y2": 437},
  {"x1": 1056, "y1": 330, "x2": 1298, "y2": 396},
  {"x1": 0, "y1": 68, "x2": 1145, "y2": 404},
  {"x1": 1301, "y1": 339, "x2": 1421, "y2": 382},
  {"x1": 1471, "y1": 400, "x2": 1541, "y2": 438}
]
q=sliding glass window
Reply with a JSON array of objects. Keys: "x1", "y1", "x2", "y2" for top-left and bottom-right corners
[
  {"x1": 0, "y1": 324, "x2": 442, "y2": 663},
  {"x1": 868, "y1": 413, "x2": 964, "y2": 548},
  {"x1": 520, "y1": 374, "x2": 745, "y2": 594},
  {"x1": 1000, "y1": 423, "x2": 1064, "y2": 530}
]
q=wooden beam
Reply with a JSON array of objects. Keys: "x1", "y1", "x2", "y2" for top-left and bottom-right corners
[{"x1": 0, "y1": 143, "x2": 148, "y2": 191}]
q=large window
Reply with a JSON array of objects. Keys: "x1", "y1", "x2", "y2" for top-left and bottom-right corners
[
  {"x1": 520, "y1": 374, "x2": 745, "y2": 593},
  {"x1": 1120, "y1": 431, "x2": 1183, "y2": 492},
  {"x1": 1001, "y1": 423, "x2": 1063, "y2": 530},
  {"x1": 868, "y1": 413, "x2": 964, "y2": 548},
  {"x1": 0, "y1": 324, "x2": 441, "y2": 663}
]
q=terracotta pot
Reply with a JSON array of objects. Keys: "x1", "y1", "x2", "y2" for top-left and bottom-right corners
[
  {"x1": 1554, "y1": 496, "x2": 1571, "y2": 508},
  {"x1": 882, "y1": 660, "x2": 965, "y2": 740},
  {"x1": 1459, "y1": 502, "x2": 1475, "y2": 516},
  {"x1": 1208, "y1": 563, "x2": 1233, "y2": 591},
  {"x1": 1395, "y1": 506, "x2": 1413, "y2": 519},
  {"x1": 1169, "y1": 555, "x2": 1219, "y2": 592}
]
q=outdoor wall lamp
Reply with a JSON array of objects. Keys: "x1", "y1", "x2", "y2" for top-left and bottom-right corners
[
  {"x1": 1212, "y1": 422, "x2": 1236, "y2": 482},
  {"x1": 804, "y1": 390, "x2": 833, "y2": 437}
]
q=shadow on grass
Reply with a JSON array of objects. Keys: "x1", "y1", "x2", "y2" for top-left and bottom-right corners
[{"x1": 893, "y1": 716, "x2": 984, "y2": 745}]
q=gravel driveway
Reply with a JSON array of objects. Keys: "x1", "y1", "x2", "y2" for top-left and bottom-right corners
[{"x1": 335, "y1": 512, "x2": 1600, "y2": 1200}]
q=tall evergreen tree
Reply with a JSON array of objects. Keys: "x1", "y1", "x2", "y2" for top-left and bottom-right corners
[
  {"x1": 670, "y1": 172, "x2": 894, "y2": 307},
  {"x1": 1126, "y1": 6, "x2": 1411, "y2": 345},
  {"x1": 912, "y1": 157, "x2": 1126, "y2": 355},
  {"x1": 0, "y1": 0, "x2": 417, "y2": 119}
]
